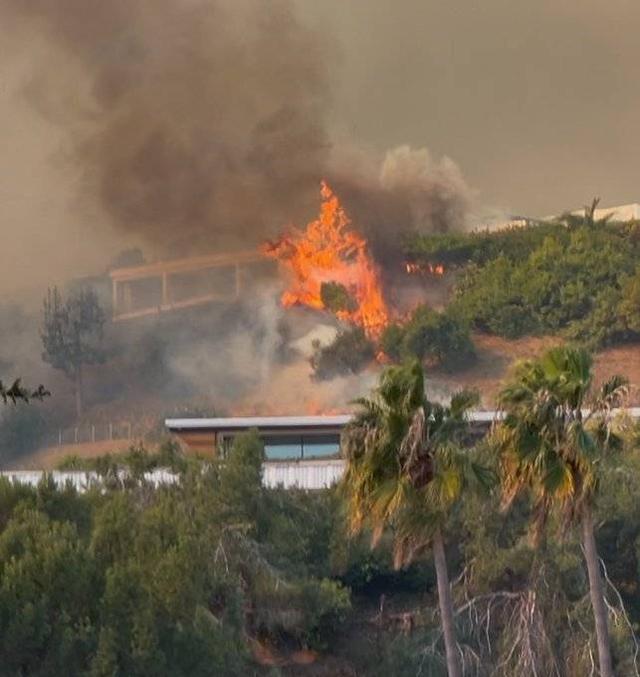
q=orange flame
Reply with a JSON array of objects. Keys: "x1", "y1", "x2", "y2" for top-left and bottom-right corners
[
  {"x1": 262, "y1": 181, "x2": 389, "y2": 337},
  {"x1": 405, "y1": 261, "x2": 445, "y2": 276}
]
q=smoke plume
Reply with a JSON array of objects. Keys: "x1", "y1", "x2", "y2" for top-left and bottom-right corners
[
  {"x1": 1, "y1": 0, "x2": 332, "y2": 256},
  {"x1": 1, "y1": 0, "x2": 471, "y2": 264}
]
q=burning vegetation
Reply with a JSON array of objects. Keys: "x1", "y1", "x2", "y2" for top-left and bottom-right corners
[{"x1": 263, "y1": 182, "x2": 389, "y2": 338}]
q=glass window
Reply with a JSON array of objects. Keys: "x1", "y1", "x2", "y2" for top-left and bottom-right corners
[
  {"x1": 302, "y1": 434, "x2": 341, "y2": 459},
  {"x1": 264, "y1": 435, "x2": 303, "y2": 460}
]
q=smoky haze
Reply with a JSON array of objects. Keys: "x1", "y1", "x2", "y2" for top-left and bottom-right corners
[
  {"x1": 298, "y1": 0, "x2": 640, "y2": 217},
  {"x1": 1, "y1": 0, "x2": 331, "y2": 256}
]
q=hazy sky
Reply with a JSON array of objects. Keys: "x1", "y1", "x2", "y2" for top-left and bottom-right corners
[{"x1": 297, "y1": 0, "x2": 640, "y2": 215}]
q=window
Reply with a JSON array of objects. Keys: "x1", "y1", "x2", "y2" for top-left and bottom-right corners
[
  {"x1": 224, "y1": 431, "x2": 343, "y2": 461},
  {"x1": 302, "y1": 434, "x2": 341, "y2": 459},
  {"x1": 264, "y1": 435, "x2": 303, "y2": 460}
]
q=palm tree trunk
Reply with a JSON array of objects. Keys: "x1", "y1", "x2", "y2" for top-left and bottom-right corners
[
  {"x1": 433, "y1": 527, "x2": 461, "y2": 677},
  {"x1": 582, "y1": 505, "x2": 614, "y2": 677}
]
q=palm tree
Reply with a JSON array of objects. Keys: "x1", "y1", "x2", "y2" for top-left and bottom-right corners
[
  {"x1": 494, "y1": 346, "x2": 627, "y2": 677},
  {"x1": 342, "y1": 360, "x2": 493, "y2": 677}
]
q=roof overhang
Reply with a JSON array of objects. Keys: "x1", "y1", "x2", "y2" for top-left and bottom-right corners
[
  {"x1": 165, "y1": 408, "x2": 640, "y2": 434},
  {"x1": 165, "y1": 415, "x2": 353, "y2": 433}
]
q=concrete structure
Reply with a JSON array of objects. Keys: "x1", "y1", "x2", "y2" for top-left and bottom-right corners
[{"x1": 109, "y1": 250, "x2": 272, "y2": 321}]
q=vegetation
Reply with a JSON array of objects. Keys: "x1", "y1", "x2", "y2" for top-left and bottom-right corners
[
  {"x1": 0, "y1": 433, "x2": 350, "y2": 675},
  {"x1": 311, "y1": 305, "x2": 473, "y2": 378},
  {"x1": 494, "y1": 346, "x2": 627, "y2": 677},
  {"x1": 1, "y1": 349, "x2": 640, "y2": 673},
  {"x1": 320, "y1": 281, "x2": 358, "y2": 314},
  {"x1": 41, "y1": 287, "x2": 106, "y2": 418},
  {"x1": 342, "y1": 361, "x2": 492, "y2": 677},
  {"x1": 310, "y1": 327, "x2": 375, "y2": 380},
  {"x1": 381, "y1": 305, "x2": 474, "y2": 369},
  {"x1": 406, "y1": 215, "x2": 640, "y2": 348}
]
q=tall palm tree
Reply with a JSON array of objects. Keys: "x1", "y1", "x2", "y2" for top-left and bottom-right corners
[
  {"x1": 494, "y1": 346, "x2": 627, "y2": 677},
  {"x1": 342, "y1": 360, "x2": 493, "y2": 677}
]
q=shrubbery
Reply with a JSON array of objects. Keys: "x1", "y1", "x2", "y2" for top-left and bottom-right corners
[
  {"x1": 310, "y1": 327, "x2": 376, "y2": 380},
  {"x1": 0, "y1": 432, "x2": 351, "y2": 675},
  {"x1": 406, "y1": 219, "x2": 640, "y2": 348},
  {"x1": 380, "y1": 305, "x2": 474, "y2": 369}
]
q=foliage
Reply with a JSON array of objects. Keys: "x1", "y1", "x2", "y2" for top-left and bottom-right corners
[
  {"x1": 56, "y1": 441, "x2": 188, "y2": 475},
  {"x1": 41, "y1": 286, "x2": 106, "y2": 416},
  {"x1": 342, "y1": 360, "x2": 491, "y2": 564},
  {"x1": 493, "y1": 345, "x2": 628, "y2": 676},
  {"x1": 320, "y1": 281, "x2": 358, "y2": 313},
  {"x1": 380, "y1": 305, "x2": 474, "y2": 369},
  {"x1": 494, "y1": 346, "x2": 627, "y2": 537},
  {"x1": 407, "y1": 218, "x2": 640, "y2": 348},
  {"x1": 310, "y1": 327, "x2": 375, "y2": 380},
  {"x1": 41, "y1": 287, "x2": 106, "y2": 379},
  {"x1": 405, "y1": 220, "x2": 563, "y2": 268},
  {"x1": 0, "y1": 433, "x2": 350, "y2": 674}
]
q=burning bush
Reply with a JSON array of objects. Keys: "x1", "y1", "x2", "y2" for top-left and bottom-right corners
[
  {"x1": 310, "y1": 328, "x2": 376, "y2": 381},
  {"x1": 263, "y1": 182, "x2": 388, "y2": 338}
]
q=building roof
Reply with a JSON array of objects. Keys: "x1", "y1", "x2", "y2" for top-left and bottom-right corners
[
  {"x1": 166, "y1": 408, "x2": 640, "y2": 433},
  {"x1": 165, "y1": 415, "x2": 353, "y2": 432}
]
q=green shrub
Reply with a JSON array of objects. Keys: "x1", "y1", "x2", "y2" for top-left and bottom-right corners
[
  {"x1": 380, "y1": 305, "x2": 474, "y2": 369},
  {"x1": 447, "y1": 225, "x2": 640, "y2": 346},
  {"x1": 320, "y1": 281, "x2": 358, "y2": 313},
  {"x1": 311, "y1": 327, "x2": 375, "y2": 380}
]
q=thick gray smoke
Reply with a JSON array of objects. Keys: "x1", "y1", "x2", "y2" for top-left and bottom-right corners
[
  {"x1": 1, "y1": 0, "x2": 470, "y2": 264},
  {"x1": 1, "y1": 0, "x2": 331, "y2": 256}
]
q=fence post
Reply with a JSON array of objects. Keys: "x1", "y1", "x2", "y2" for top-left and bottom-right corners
[
  {"x1": 74, "y1": 427, "x2": 78, "y2": 444},
  {"x1": 91, "y1": 425, "x2": 95, "y2": 443},
  {"x1": 109, "y1": 422, "x2": 113, "y2": 440},
  {"x1": 58, "y1": 429, "x2": 62, "y2": 446}
]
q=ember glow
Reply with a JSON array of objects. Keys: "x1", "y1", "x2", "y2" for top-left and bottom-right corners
[
  {"x1": 405, "y1": 261, "x2": 445, "y2": 276},
  {"x1": 262, "y1": 181, "x2": 389, "y2": 337}
]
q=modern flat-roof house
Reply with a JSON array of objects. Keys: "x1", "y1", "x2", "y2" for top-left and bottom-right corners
[
  {"x1": 165, "y1": 415, "x2": 354, "y2": 489},
  {"x1": 165, "y1": 415, "x2": 351, "y2": 461}
]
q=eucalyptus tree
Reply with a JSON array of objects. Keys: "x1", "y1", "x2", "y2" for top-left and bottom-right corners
[
  {"x1": 494, "y1": 346, "x2": 627, "y2": 677},
  {"x1": 342, "y1": 360, "x2": 492, "y2": 677},
  {"x1": 41, "y1": 286, "x2": 105, "y2": 418}
]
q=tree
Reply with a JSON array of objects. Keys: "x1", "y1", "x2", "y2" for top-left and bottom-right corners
[
  {"x1": 41, "y1": 287, "x2": 105, "y2": 419},
  {"x1": 494, "y1": 346, "x2": 627, "y2": 677},
  {"x1": 341, "y1": 360, "x2": 493, "y2": 677}
]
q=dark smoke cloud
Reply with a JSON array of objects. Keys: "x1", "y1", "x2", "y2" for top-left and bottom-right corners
[
  {"x1": 2, "y1": 0, "x2": 470, "y2": 266},
  {"x1": 2, "y1": 0, "x2": 333, "y2": 255}
]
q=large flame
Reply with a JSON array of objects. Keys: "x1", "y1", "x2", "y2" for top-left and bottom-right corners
[{"x1": 262, "y1": 181, "x2": 389, "y2": 337}]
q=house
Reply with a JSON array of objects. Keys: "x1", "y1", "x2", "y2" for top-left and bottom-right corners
[{"x1": 164, "y1": 415, "x2": 351, "y2": 460}]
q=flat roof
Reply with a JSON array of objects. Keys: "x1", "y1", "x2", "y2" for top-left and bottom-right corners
[
  {"x1": 165, "y1": 415, "x2": 353, "y2": 432},
  {"x1": 166, "y1": 407, "x2": 640, "y2": 433}
]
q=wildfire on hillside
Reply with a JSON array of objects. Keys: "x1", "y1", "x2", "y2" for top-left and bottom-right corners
[{"x1": 262, "y1": 181, "x2": 389, "y2": 338}]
